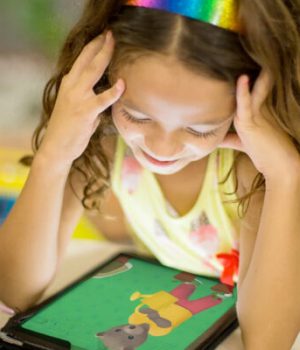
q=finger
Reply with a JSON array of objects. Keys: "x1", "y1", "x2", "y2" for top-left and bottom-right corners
[
  {"x1": 78, "y1": 31, "x2": 115, "y2": 90},
  {"x1": 93, "y1": 79, "x2": 125, "y2": 115},
  {"x1": 251, "y1": 69, "x2": 273, "y2": 114},
  {"x1": 91, "y1": 116, "x2": 101, "y2": 135},
  {"x1": 219, "y1": 133, "x2": 244, "y2": 152},
  {"x1": 68, "y1": 33, "x2": 106, "y2": 83},
  {"x1": 236, "y1": 75, "x2": 253, "y2": 124},
  {"x1": 0, "y1": 303, "x2": 15, "y2": 316}
]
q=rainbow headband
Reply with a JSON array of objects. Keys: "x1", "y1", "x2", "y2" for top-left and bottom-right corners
[{"x1": 124, "y1": 0, "x2": 240, "y2": 32}]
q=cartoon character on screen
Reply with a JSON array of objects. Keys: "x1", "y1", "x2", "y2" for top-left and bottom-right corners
[{"x1": 96, "y1": 272, "x2": 233, "y2": 350}]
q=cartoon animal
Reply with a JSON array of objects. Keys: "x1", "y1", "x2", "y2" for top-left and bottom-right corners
[
  {"x1": 96, "y1": 281, "x2": 225, "y2": 349},
  {"x1": 96, "y1": 323, "x2": 150, "y2": 350}
]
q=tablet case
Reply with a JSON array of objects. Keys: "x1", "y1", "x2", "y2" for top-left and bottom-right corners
[{"x1": 0, "y1": 253, "x2": 238, "y2": 350}]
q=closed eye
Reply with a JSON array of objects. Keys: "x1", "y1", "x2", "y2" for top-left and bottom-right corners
[
  {"x1": 186, "y1": 127, "x2": 217, "y2": 139},
  {"x1": 121, "y1": 109, "x2": 218, "y2": 139},
  {"x1": 121, "y1": 110, "x2": 150, "y2": 124}
]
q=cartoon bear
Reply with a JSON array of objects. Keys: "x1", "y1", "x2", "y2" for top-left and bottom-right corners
[{"x1": 96, "y1": 323, "x2": 150, "y2": 350}]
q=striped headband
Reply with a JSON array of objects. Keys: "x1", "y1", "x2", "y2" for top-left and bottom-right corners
[{"x1": 124, "y1": 0, "x2": 240, "y2": 33}]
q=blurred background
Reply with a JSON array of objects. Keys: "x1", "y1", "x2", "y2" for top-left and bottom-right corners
[
  {"x1": 0, "y1": 0, "x2": 85, "y2": 149},
  {"x1": 0, "y1": 1, "x2": 100, "y2": 229}
]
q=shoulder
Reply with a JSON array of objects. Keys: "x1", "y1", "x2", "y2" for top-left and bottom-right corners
[
  {"x1": 234, "y1": 153, "x2": 265, "y2": 288},
  {"x1": 101, "y1": 134, "x2": 118, "y2": 164},
  {"x1": 235, "y1": 153, "x2": 263, "y2": 196},
  {"x1": 235, "y1": 153, "x2": 265, "y2": 227},
  {"x1": 68, "y1": 134, "x2": 118, "y2": 190},
  {"x1": 73, "y1": 135, "x2": 131, "y2": 241}
]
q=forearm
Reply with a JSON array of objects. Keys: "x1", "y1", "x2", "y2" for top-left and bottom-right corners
[
  {"x1": 0, "y1": 154, "x2": 71, "y2": 310},
  {"x1": 237, "y1": 175, "x2": 300, "y2": 349}
]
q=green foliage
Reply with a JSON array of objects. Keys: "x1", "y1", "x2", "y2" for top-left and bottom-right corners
[{"x1": 2, "y1": 0, "x2": 73, "y2": 58}]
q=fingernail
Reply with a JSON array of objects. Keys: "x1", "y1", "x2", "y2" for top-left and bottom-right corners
[
  {"x1": 0, "y1": 303, "x2": 16, "y2": 316},
  {"x1": 106, "y1": 31, "x2": 112, "y2": 43},
  {"x1": 115, "y1": 79, "x2": 124, "y2": 92},
  {"x1": 243, "y1": 75, "x2": 249, "y2": 85}
]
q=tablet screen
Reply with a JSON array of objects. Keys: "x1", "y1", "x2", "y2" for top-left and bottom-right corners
[{"x1": 9, "y1": 255, "x2": 237, "y2": 350}]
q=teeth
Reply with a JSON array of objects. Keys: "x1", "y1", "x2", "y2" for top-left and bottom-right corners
[{"x1": 143, "y1": 151, "x2": 176, "y2": 162}]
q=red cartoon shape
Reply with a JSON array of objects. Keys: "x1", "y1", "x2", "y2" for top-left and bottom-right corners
[
  {"x1": 216, "y1": 249, "x2": 239, "y2": 286},
  {"x1": 189, "y1": 212, "x2": 219, "y2": 256},
  {"x1": 121, "y1": 156, "x2": 142, "y2": 194}
]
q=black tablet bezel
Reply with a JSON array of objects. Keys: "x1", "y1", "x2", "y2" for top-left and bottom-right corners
[{"x1": 0, "y1": 252, "x2": 238, "y2": 350}]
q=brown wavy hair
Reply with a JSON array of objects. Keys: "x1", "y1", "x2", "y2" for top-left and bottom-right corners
[{"x1": 22, "y1": 0, "x2": 300, "y2": 215}]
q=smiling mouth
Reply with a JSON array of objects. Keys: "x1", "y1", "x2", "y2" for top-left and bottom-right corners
[{"x1": 142, "y1": 151, "x2": 179, "y2": 166}]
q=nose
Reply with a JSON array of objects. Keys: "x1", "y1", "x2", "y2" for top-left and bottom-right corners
[{"x1": 144, "y1": 127, "x2": 183, "y2": 160}]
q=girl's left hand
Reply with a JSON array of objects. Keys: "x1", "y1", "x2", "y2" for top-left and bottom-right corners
[{"x1": 219, "y1": 70, "x2": 300, "y2": 183}]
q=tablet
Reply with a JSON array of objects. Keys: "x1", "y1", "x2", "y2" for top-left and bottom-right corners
[{"x1": 0, "y1": 253, "x2": 238, "y2": 350}]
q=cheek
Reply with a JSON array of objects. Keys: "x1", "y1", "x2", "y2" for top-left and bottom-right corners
[
  {"x1": 111, "y1": 114, "x2": 127, "y2": 134},
  {"x1": 219, "y1": 124, "x2": 233, "y2": 140},
  {"x1": 210, "y1": 127, "x2": 231, "y2": 148},
  {"x1": 187, "y1": 126, "x2": 231, "y2": 154}
]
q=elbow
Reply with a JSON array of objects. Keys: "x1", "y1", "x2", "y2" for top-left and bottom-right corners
[
  {"x1": 0, "y1": 257, "x2": 58, "y2": 313},
  {"x1": 236, "y1": 300, "x2": 267, "y2": 350},
  {"x1": 0, "y1": 287, "x2": 46, "y2": 313},
  {"x1": 236, "y1": 299, "x2": 300, "y2": 350},
  {"x1": 0, "y1": 272, "x2": 53, "y2": 313}
]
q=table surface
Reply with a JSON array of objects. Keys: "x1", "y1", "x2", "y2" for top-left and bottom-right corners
[{"x1": 1, "y1": 239, "x2": 299, "y2": 350}]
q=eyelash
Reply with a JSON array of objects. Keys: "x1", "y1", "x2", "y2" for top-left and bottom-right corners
[
  {"x1": 121, "y1": 110, "x2": 150, "y2": 125},
  {"x1": 121, "y1": 110, "x2": 217, "y2": 139}
]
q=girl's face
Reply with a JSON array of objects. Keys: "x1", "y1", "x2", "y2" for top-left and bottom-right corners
[{"x1": 112, "y1": 55, "x2": 236, "y2": 175}]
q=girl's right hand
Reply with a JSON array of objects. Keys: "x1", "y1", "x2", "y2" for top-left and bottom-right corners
[{"x1": 38, "y1": 31, "x2": 125, "y2": 168}]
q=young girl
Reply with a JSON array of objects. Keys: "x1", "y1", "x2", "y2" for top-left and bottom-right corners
[{"x1": 1, "y1": 0, "x2": 300, "y2": 348}]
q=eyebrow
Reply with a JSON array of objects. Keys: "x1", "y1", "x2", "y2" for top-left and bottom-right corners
[{"x1": 120, "y1": 99, "x2": 233, "y2": 127}]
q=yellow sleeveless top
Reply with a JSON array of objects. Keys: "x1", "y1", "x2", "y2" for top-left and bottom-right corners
[{"x1": 111, "y1": 137, "x2": 240, "y2": 281}]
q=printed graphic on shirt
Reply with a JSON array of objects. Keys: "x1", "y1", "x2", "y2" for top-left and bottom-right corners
[
  {"x1": 189, "y1": 212, "x2": 220, "y2": 257},
  {"x1": 112, "y1": 138, "x2": 239, "y2": 281},
  {"x1": 121, "y1": 155, "x2": 142, "y2": 194}
]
